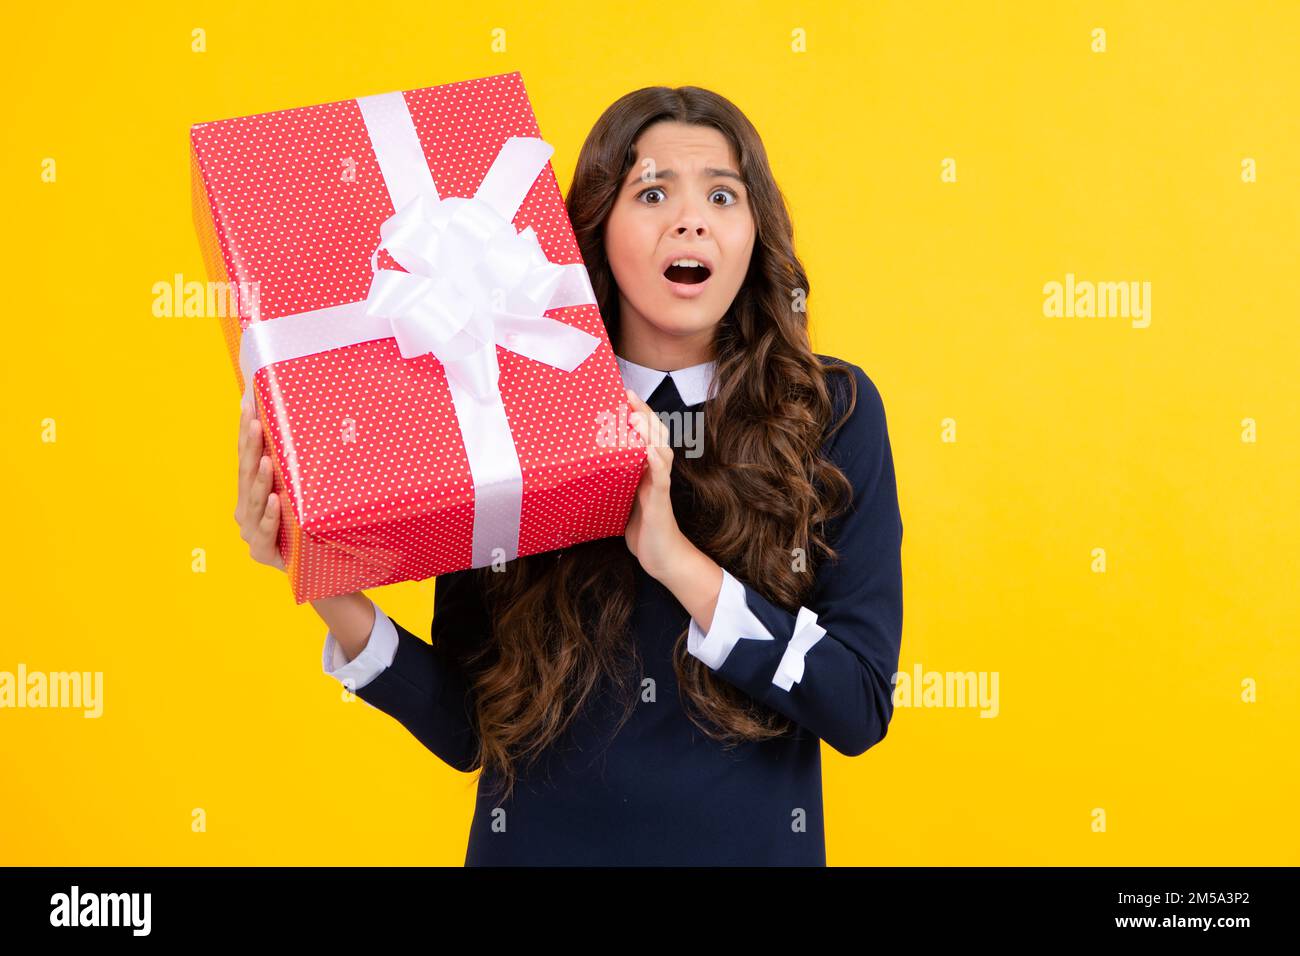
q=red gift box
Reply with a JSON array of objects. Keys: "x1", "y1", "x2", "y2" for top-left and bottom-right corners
[{"x1": 190, "y1": 71, "x2": 644, "y2": 603}]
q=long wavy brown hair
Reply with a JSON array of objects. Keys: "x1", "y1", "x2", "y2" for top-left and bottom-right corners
[{"x1": 454, "y1": 85, "x2": 860, "y2": 803}]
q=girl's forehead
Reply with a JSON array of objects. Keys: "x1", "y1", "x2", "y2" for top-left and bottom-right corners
[
  {"x1": 628, "y1": 142, "x2": 741, "y2": 188},
  {"x1": 634, "y1": 123, "x2": 736, "y2": 160}
]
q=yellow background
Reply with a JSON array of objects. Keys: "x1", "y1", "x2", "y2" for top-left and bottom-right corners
[{"x1": 2, "y1": 0, "x2": 1296, "y2": 865}]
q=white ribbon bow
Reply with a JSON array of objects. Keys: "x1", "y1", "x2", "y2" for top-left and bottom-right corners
[
  {"x1": 362, "y1": 137, "x2": 601, "y2": 403},
  {"x1": 772, "y1": 607, "x2": 828, "y2": 691}
]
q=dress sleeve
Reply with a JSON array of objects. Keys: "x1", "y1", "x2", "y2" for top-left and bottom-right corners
[
  {"x1": 343, "y1": 569, "x2": 487, "y2": 773},
  {"x1": 686, "y1": 364, "x2": 904, "y2": 756}
]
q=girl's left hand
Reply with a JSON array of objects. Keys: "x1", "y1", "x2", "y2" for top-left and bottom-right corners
[{"x1": 623, "y1": 388, "x2": 688, "y2": 581}]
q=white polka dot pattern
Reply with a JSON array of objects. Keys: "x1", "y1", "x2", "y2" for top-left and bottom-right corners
[{"x1": 191, "y1": 71, "x2": 646, "y2": 603}]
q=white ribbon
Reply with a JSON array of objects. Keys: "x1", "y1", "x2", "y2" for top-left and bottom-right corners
[
  {"x1": 771, "y1": 607, "x2": 827, "y2": 691},
  {"x1": 237, "y1": 90, "x2": 600, "y2": 569}
]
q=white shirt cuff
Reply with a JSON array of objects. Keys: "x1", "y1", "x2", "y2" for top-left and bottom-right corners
[
  {"x1": 686, "y1": 569, "x2": 828, "y2": 691},
  {"x1": 321, "y1": 599, "x2": 399, "y2": 692},
  {"x1": 687, "y1": 568, "x2": 774, "y2": 669}
]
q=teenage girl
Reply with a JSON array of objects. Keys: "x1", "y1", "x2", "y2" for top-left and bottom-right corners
[{"x1": 234, "y1": 85, "x2": 904, "y2": 866}]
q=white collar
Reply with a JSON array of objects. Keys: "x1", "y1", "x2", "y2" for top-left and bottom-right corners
[{"x1": 615, "y1": 355, "x2": 716, "y2": 406}]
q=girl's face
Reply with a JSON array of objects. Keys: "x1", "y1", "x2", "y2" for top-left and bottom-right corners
[{"x1": 605, "y1": 121, "x2": 756, "y2": 359}]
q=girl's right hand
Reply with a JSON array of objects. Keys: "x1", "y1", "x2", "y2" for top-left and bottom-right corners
[
  {"x1": 235, "y1": 398, "x2": 287, "y2": 572},
  {"x1": 235, "y1": 398, "x2": 375, "y2": 653}
]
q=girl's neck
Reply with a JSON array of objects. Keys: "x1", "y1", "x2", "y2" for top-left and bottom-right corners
[{"x1": 616, "y1": 317, "x2": 716, "y2": 373}]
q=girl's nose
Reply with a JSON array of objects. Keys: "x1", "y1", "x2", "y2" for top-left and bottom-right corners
[{"x1": 670, "y1": 192, "x2": 711, "y2": 236}]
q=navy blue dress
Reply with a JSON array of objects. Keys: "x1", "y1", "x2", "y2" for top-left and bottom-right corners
[{"x1": 354, "y1": 354, "x2": 904, "y2": 865}]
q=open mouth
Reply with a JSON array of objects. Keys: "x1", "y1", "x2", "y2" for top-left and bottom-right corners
[{"x1": 663, "y1": 262, "x2": 712, "y2": 285}]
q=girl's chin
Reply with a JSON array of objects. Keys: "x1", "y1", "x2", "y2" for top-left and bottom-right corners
[
  {"x1": 649, "y1": 301, "x2": 720, "y2": 327},
  {"x1": 635, "y1": 311, "x2": 721, "y2": 339}
]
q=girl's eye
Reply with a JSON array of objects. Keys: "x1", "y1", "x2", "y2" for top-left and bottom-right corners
[{"x1": 634, "y1": 186, "x2": 741, "y2": 206}]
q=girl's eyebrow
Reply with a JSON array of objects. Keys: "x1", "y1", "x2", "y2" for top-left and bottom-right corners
[{"x1": 626, "y1": 167, "x2": 745, "y2": 187}]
